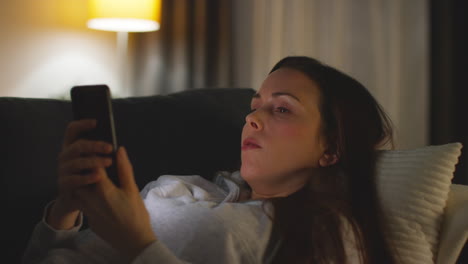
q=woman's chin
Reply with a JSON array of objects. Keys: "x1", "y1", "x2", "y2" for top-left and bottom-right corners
[
  {"x1": 240, "y1": 166, "x2": 254, "y2": 181},
  {"x1": 240, "y1": 165, "x2": 264, "y2": 183}
]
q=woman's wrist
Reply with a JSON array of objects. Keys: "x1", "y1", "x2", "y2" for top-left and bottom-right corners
[
  {"x1": 125, "y1": 232, "x2": 157, "y2": 261},
  {"x1": 45, "y1": 199, "x2": 81, "y2": 230}
]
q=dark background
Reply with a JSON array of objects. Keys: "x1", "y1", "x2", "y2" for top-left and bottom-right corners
[
  {"x1": 430, "y1": 0, "x2": 468, "y2": 185},
  {"x1": 431, "y1": 1, "x2": 468, "y2": 262}
]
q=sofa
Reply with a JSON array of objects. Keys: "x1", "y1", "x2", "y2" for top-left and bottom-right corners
[
  {"x1": 2, "y1": 88, "x2": 253, "y2": 263},
  {"x1": 1, "y1": 87, "x2": 467, "y2": 263}
]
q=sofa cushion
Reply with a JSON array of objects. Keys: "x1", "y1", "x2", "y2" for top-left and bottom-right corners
[{"x1": 376, "y1": 143, "x2": 463, "y2": 264}]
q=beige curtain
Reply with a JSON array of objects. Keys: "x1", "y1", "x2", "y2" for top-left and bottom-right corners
[
  {"x1": 131, "y1": 0, "x2": 233, "y2": 96},
  {"x1": 233, "y1": 0, "x2": 429, "y2": 149}
]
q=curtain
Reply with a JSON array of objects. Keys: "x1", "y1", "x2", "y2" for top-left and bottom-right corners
[
  {"x1": 131, "y1": 0, "x2": 233, "y2": 96},
  {"x1": 232, "y1": 0, "x2": 429, "y2": 150}
]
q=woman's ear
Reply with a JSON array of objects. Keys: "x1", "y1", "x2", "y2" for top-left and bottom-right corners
[{"x1": 319, "y1": 153, "x2": 339, "y2": 167}]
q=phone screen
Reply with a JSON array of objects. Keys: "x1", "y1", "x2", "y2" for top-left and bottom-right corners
[{"x1": 70, "y1": 84, "x2": 119, "y2": 186}]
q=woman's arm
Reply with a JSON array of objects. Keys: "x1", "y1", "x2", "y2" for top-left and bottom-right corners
[
  {"x1": 74, "y1": 146, "x2": 157, "y2": 261},
  {"x1": 22, "y1": 120, "x2": 192, "y2": 263},
  {"x1": 131, "y1": 240, "x2": 190, "y2": 264},
  {"x1": 50, "y1": 119, "x2": 114, "y2": 229},
  {"x1": 21, "y1": 202, "x2": 83, "y2": 264}
]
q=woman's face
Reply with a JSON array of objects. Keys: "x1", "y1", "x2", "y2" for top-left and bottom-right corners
[{"x1": 240, "y1": 68, "x2": 327, "y2": 193}]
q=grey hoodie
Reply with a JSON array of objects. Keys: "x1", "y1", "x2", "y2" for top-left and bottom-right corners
[{"x1": 22, "y1": 171, "x2": 273, "y2": 264}]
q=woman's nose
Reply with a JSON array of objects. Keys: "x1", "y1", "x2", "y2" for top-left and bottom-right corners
[{"x1": 245, "y1": 111, "x2": 263, "y2": 130}]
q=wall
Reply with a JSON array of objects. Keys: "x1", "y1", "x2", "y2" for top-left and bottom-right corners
[
  {"x1": 232, "y1": 0, "x2": 429, "y2": 149},
  {"x1": 1, "y1": 0, "x2": 430, "y2": 149},
  {"x1": 0, "y1": 0, "x2": 122, "y2": 98}
]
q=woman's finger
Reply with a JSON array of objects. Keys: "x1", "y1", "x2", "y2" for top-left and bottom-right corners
[
  {"x1": 116, "y1": 147, "x2": 139, "y2": 193},
  {"x1": 74, "y1": 168, "x2": 113, "y2": 211},
  {"x1": 62, "y1": 119, "x2": 97, "y2": 147},
  {"x1": 58, "y1": 156, "x2": 113, "y2": 175},
  {"x1": 58, "y1": 139, "x2": 113, "y2": 162},
  {"x1": 73, "y1": 184, "x2": 98, "y2": 215},
  {"x1": 58, "y1": 171, "x2": 103, "y2": 191}
]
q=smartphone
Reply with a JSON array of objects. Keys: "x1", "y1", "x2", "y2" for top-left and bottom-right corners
[{"x1": 70, "y1": 84, "x2": 119, "y2": 186}]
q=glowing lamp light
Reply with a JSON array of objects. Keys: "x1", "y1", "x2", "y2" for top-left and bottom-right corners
[{"x1": 87, "y1": 0, "x2": 161, "y2": 32}]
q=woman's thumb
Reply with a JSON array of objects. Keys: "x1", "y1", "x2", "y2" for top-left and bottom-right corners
[{"x1": 116, "y1": 146, "x2": 138, "y2": 192}]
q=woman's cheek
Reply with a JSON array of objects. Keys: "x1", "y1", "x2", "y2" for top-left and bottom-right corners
[
  {"x1": 276, "y1": 123, "x2": 306, "y2": 138},
  {"x1": 275, "y1": 121, "x2": 320, "y2": 154}
]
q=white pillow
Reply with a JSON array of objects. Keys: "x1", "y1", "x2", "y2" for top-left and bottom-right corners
[
  {"x1": 376, "y1": 143, "x2": 463, "y2": 264},
  {"x1": 437, "y1": 184, "x2": 468, "y2": 264}
]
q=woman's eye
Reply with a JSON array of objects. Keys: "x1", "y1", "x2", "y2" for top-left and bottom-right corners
[
  {"x1": 276, "y1": 107, "x2": 290, "y2": 113},
  {"x1": 249, "y1": 108, "x2": 257, "y2": 113}
]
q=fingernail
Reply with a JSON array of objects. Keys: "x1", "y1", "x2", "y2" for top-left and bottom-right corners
[{"x1": 119, "y1": 146, "x2": 127, "y2": 156}]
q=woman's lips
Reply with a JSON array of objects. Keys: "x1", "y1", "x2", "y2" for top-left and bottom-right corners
[{"x1": 242, "y1": 138, "x2": 261, "y2": 151}]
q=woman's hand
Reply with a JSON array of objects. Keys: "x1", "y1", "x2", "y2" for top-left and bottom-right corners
[
  {"x1": 75, "y1": 146, "x2": 157, "y2": 261},
  {"x1": 48, "y1": 119, "x2": 114, "y2": 230}
]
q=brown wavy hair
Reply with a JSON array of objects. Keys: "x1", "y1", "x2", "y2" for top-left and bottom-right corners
[{"x1": 262, "y1": 56, "x2": 397, "y2": 264}]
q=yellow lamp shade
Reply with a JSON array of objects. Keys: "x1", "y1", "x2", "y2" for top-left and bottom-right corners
[{"x1": 87, "y1": 0, "x2": 161, "y2": 32}]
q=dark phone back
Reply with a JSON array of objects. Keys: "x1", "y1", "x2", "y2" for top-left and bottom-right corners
[
  {"x1": 70, "y1": 85, "x2": 117, "y2": 149},
  {"x1": 70, "y1": 84, "x2": 119, "y2": 186}
]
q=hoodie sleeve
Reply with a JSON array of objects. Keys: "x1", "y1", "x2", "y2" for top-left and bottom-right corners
[{"x1": 21, "y1": 201, "x2": 83, "y2": 264}]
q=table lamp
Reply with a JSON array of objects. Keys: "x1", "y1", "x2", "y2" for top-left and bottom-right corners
[{"x1": 87, "y1": 0, "x2": 162, "y2": 96}]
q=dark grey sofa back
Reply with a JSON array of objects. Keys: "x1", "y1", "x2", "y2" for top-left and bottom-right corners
[{"x1": 1, "y1": 87, "x2": 255, "y2": 263}]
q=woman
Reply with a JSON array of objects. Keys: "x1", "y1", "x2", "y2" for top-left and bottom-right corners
[{"x1": 22, "y1": 56, "x2": 397, "y2": 263}]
